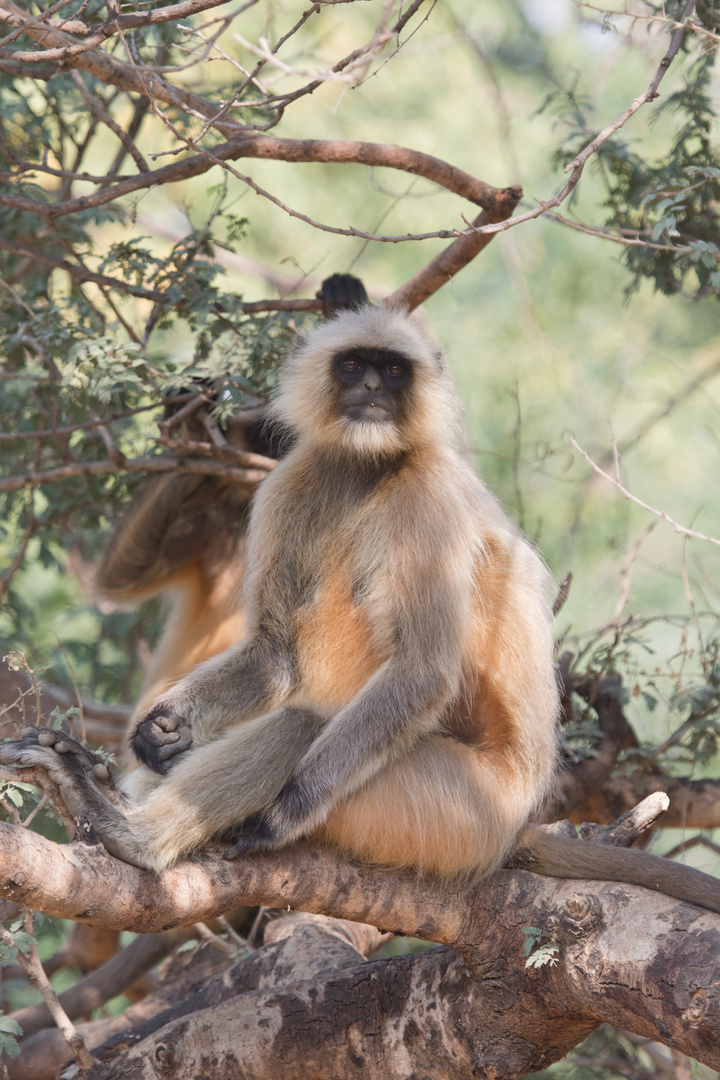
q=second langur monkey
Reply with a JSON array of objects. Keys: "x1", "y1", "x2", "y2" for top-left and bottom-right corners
[{"x1": 5, "y1": 305, "x2": 720, "y2": 915}]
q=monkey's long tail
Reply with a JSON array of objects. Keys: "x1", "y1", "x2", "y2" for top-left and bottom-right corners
[{"x1": 517, "y1": 826, "x2": 720, "y2": 917}]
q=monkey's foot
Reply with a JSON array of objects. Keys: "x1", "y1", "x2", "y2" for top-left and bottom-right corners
[
  {"x1": 223, "y1": 778, "x2": 316, "y2": 859},
  {"x1": 222, "y1": 809, "x2": 286, "y2": 859},
  {"x1": 130, "y1": 707, "x2": 193, "y2": 775},
  {"x1": 0, "y1": 727, "x2": 121, "y2": 815}
]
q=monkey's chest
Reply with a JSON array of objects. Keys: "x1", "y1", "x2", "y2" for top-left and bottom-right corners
[{"x1": 293, "y1": 569, "x2": 384, "y2": 706}]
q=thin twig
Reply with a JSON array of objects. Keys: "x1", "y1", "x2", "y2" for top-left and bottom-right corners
[
  {"x1": 0, "y1": 397, "x2": 194, "y2": 441},
  {"x1": 0, "y1": 234, "x2": 165, "y2": 300},
  {"x1": 69, "y1": 69, "x2": 149, "y2": 172},
  {"x1": 570, "y1": 434, "x2": 720, "y2": 549},
  {"x1": 194, "y1": 921, "x2": 234, "y2": 954},
  {"x1": 1, "y1": 912, "x2": 96, "y2": 1073},
  {"x1": 0, "y1": 490, "x2": 36, "y2": 604},
  {"x1": 665, "y1": 834, "x2": 720, "y2": 860}
]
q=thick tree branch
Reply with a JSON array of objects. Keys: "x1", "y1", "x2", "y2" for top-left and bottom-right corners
[
  {"x1": 0, "y1": 822, "x2": 719, "y2": 1073},
  {"x1": 386, "y1": 198, "x2": 522, "y2": 310}
]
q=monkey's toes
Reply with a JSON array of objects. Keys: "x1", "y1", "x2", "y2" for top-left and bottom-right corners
[{"x1": 222, "y1": 839, "x2": 262, "y2": 860}]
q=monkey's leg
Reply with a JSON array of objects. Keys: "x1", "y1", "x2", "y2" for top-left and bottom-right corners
[
  {"x1": 315, "y1": 736, "x2": 535, "y2": 880},
  {"x1": 119, "y1": 764, "x2": 165, "y2": 803},
  {"x1": 2, "y1": 712, "x2": 323, "y2": 871},
  {"x1": 131, "y1": 634, "x2": 296, "y2": 774},
  {"x1": 225, "y1": 654, "x2": 456, "y2": 856},
  {"x1": 126, "y1": 707, "x2": 325, "y2": 870}
]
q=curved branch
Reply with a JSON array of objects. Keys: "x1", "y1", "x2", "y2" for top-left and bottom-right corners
[
  {"x1": 387, "y1": 196, "x2": 522, "y2": 311},
  {"x1": 0, "y1": 132, "x2": 517, "y2": 222},
  {"x1": 0, "y1": 823, "x2": 463, "y2": 941}
]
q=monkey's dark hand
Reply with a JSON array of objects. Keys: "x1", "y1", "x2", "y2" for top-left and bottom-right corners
[
  {"x1": 131, "y1": 708, "x2": 193, "y2": 775},
  {"x1": 222, "y1": 810, "x2": 279, "y2": 859},
  {"x1": 222, "y1": 778, "x2": 314, "y2": 859}
]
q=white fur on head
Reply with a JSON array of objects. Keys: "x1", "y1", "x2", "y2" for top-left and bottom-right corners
[{"x1": 270, "y1": 305, "x2": 460, "y2": 458}]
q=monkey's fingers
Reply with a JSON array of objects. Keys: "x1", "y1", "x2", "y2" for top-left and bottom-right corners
[
  {"x1": 153, "y1": 714, "x2": 181, "y2": 733},
  {"x1": 150, "y1": 728, "x2": 182, "y2": 747},
  {"x1": 130, "y1": 710, "x2": 192, "y2": 774},
  {"x1": 156, "y1": 736, "x2": 193, "y2": 762}
]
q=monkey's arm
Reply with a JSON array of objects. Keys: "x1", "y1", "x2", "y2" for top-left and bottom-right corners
[
  {"x1": 225, "y1": 568, "x2": 466, "y2": 855},
  {"x1": 131, "y1": 633, "x2": 296, "y2": 773}
]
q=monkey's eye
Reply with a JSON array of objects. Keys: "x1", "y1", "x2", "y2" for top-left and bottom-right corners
[
  {"x1": 342, "y1": 357, "x2": 362, "y2": 373},
  {"x1": 385, "y1": 361, "x2": 405, "y2": 377}
]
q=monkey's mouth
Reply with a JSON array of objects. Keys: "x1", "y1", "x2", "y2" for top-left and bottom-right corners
[{"x1": 344, "y1": 403, "x2": 392, "y2": 422}]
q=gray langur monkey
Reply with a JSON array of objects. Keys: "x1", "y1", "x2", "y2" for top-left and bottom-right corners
[{"x1": 4, "y1": 305, "x2": 720, "y2": 916}]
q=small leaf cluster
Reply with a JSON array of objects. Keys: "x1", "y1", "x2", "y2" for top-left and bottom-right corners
[
  {"x1": 543, "y1": 6, "x2": 720, "y2": 300},
  {"x1": 603, "y1": 53, "x2": 720, "y2": 299},
  {"x1": 522, "y1": 926, "x2": 559, "y2": 969},
  {"x1": 563, "y1": 624, "x2": 720, "y2": 776}
]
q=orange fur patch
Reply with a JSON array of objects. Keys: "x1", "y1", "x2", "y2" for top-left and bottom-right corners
[
  {"x1": 295, "y1": 569, "x2": 384, "y2": 706},
  {"x1": 317, "y1": 736, "x2": 530, "y2": 879}
]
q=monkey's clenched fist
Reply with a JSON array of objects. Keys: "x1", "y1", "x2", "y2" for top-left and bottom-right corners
[{"x1": 130, "y1": 708, "x2": 193, "y2": 775}]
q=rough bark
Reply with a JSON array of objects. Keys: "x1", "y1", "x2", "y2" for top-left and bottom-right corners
[
  {"x1": 48, "y1": 881, "x2": 720, "y2": 1080},
  {"x1": 9, "y1": 913, "x2": 387, "y2": 1080},
  {"x1": 1, "y1": 820, "x2": 719, "y2": 1076}
]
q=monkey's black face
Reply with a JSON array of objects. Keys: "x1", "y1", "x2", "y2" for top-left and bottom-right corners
[{"x1": 332, "y1": 347, "x2": 413, "y2": 424}]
